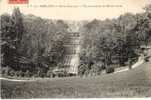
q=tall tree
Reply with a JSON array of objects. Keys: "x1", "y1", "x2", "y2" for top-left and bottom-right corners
[
  {"x1": 1, "y1": 8, "x2": 24, "y2": 70},
  {"x1": 1, "y1": 14, "x2": 15, "y2": 67},
  {"x1": 11, "y1": 8, "x2": 24, "y2": 69}
]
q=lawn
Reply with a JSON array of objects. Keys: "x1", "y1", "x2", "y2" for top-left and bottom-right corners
[{"x1": 1, "y1": 62, "x2": 151, "y2": 98}]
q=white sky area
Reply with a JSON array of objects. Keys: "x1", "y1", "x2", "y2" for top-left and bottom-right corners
[{"x1": 0, "y1": 0, "x2": 151, "y2": 20}]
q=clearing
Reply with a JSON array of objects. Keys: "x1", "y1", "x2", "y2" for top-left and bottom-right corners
[{"x1": 1, "y1": 62, "x2": 151, "y2": 98}]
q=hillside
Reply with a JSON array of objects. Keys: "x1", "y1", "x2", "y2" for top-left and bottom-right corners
[{"x1": 1, "y1": 61, "x2": 151, "y2": 98}]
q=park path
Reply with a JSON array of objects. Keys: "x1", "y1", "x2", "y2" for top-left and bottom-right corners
[
  {"x1": 0, "y1": 77, "x2": 34, "y2": 82},
  {"x1": 114, "y1": 56, "x2": 144, "y2": 73}
]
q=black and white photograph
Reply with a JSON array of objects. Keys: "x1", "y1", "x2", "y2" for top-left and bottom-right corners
[{"x1": 0, "y1": 0, "x2": 151, "y2": 99}]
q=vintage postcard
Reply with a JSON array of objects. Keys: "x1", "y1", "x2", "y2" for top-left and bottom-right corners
[{"x1": 0, "y1": 0, "x2": 151, "y2": 99}]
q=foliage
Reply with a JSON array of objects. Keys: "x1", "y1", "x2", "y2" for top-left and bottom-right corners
[
  {"x1": 1, "y1": 8, "x2": 24, "y2": 70},
  {"x1": 1, "y1": 5, "x2": 151, "y2": 77},
  {"x1": 79, "y1": 5, "x2": 151, "y2": 76},
  {"x1": 1, "y1": 8, "x2": 69, "y2": 77},
  {"x1": 105, "y1": 66, "x2": 115, "y2": 73}
]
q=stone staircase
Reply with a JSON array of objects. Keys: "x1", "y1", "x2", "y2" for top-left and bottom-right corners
[{"x1": 62, "y1": 32, "x2": 81, "y2": 75}]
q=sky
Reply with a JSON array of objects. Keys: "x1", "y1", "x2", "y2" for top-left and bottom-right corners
[{"x1": 0, "y1": 0, "x2": 151, "y2": 20}]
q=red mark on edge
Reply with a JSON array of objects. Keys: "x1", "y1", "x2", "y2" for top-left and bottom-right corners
[{"x1": 9, "y1": 0, "x2": 28, "y2": 4}]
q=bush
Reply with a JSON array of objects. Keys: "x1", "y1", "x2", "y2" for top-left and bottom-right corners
[
  {"x1": 90, "y1": 63, "x2": 102, "y2": 76},
  {"x1": 144, "y1": 56, "x2": 150, "y2": 62},
  {"x1": 52, "y1": 68, "x2": 68, "y2": 77},
  {"x1": 101, "y1": 64, "x2": 106, "y2": 70},
  {"x1": 24, "y1": 70, "x2": 30, "y2": 77},
  {"x1": 106, "y1": 67, "x2": 114, "y2": 73},
  {"x1": 84, "y1": 69, "x2": 90, "y2": 77},
  {"x1": 8, "y1": 70, "x2": 15, "y2": 76},
  {"x1": 14, "y1": 71, "x2": 21, "y2": 77},
  {"x1": 78, "y1": 64, "x2": 89, "y2": 76},
  {"x1": 1, "y1": 66, "x2": 10, "y2": 76},
  {"x1": 47, "y1": 69, "x2": 53, "y2": 78}
]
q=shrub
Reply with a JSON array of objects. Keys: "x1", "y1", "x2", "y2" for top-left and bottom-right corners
[
  {"x1": 101, "y1": 64, "x2": 106, "y2": 70},
  {"x1": 52, "y1": 67, "x2": 68, "y2": 77},
  {"x1": 78, "y1": 64, "x2": 89, "y2": 76},
  {"x1": 106, "y1": 67, "x2": 114, "y2": 73},
  {"x1": 14, "y1": 71, "x2": 21, "y2": 77},
  {"x1": 47, "y1": 69, "x2": 53, "y2": 78},
  {"x1": 144, "y1": 56, "x2": 150, "y2": 62},
  {"x1": 24, "y1": 70, "x2": 30, "y2": 77},
  {"x1": 84, "y1": 69, "x2": 90, "y2": 77},
  {"x1": 1, "y1": 66, "x2": 10, "y2": 76},
  {"x1": 90, "y1": 63, "x2": 102, "y2": 76},
  {"x1": 8, "y1": 70, "x2": 15, "y2": 76}
]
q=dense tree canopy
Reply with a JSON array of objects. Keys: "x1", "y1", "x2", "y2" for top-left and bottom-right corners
[
  {"x1": 79, "y1": 5, "x2": 151, "y2": 75},
  {"x1": 1, "y1": 8, "x2": 69, "y2": 77},
  {"x1": 1, "y1": 5, "x2": 151, "y2": 77}
]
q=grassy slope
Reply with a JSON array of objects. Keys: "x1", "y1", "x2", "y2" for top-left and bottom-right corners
[{"x1": 1, "y1": 62, "x2": 151, "y2": 98}]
